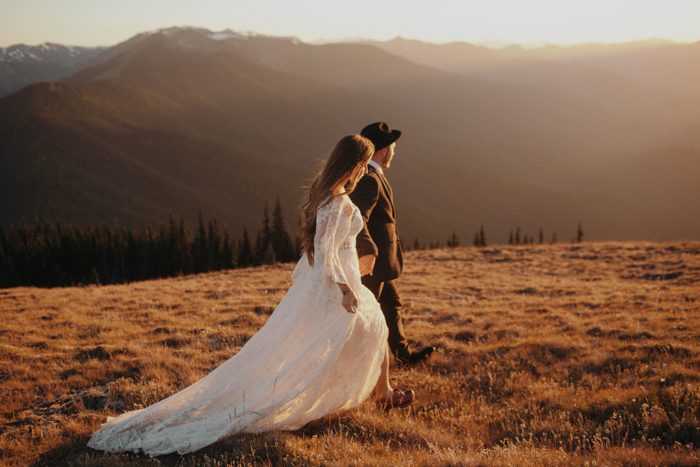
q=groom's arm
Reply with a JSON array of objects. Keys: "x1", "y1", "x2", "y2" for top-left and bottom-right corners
[{"x1": 349, "y1": 174, "x2": 379, "y2": 258}]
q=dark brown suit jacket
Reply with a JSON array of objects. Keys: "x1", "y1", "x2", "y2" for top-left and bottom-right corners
[{"x1": 349, "y1": 165, "x2": 403, "y2": 281}]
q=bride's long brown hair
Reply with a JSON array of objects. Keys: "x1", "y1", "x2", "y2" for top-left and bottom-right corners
[{"x1": 299, "y1": 134, "x2": 374, "y2": 265}]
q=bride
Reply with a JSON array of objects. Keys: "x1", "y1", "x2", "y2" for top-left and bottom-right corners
[{"x1": 87, "y1": 134, "x2": 415, "y2": 457}]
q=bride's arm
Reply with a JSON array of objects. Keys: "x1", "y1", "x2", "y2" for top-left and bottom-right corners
[
  {"x1": 316, "y1": 198, "x2": 357, "y2": 313},
  {"x1": 316, "y1": 197, "x2": 350, "y2": 286}
]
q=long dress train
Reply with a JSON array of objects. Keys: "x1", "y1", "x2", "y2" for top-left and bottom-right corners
[{"x1": 86, "y1": 194, "x2": 389, "y2": 456}]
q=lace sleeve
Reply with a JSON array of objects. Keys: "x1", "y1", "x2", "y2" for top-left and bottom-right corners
[{"x1": 315, "y1": 196, "x2": 349, "y2": 285}]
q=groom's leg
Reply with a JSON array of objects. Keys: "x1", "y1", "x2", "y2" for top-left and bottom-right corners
[
  {"x1": 362, "y1": 276, "x2": 410, "y2": 358},
  {"x1": 377, "y1": 280, "x2": 410, "y2": 360}
]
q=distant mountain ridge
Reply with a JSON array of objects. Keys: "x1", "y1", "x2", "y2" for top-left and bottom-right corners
[
  {"x1": 0, "y1": 43, "x2": 104, "y2": 96},
  {"x1": 364, "y1": 36, "x2": 700, "y2": 129},
  {"x1": 1, "y1": 27, "x2": 698, "y2": 242}
]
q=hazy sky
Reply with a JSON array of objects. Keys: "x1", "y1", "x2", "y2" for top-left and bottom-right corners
[{"x1": 2, "y1": 0, "x2": 700, "y2": 47}]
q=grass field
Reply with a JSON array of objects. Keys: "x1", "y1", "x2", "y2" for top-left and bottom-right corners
[{"x1": 1, "y1": 242, "x2": 698, "y2": 466}]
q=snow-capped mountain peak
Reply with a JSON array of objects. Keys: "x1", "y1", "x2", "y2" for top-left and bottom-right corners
[
  {"x1": 0, "y1": 42, "x2": 105, "y2": 96},
  {"x1": 208, "y1": 31, "x2": 248, "y2": 41},
  {"x1": 0, "y1": 42, "x2": 102, "y2": 64}
]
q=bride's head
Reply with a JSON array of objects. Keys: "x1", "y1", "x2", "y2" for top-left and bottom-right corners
[{"x1": 299, "y1": 134, "x2": 374, "y2": 263}]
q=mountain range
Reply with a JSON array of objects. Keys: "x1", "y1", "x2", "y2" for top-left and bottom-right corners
[
  {"x1": 1, "y1": 27, "x2": 698, "y2": 243},
  {"x1": 0, "y1": 43, "x2": 104, "y2": 97}
]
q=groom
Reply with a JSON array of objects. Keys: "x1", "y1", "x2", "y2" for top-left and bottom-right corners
[{"x1": 350, "y1": 121, "x2": 435, "y2": 365}]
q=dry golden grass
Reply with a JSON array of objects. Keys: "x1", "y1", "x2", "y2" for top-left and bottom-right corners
[{"x1": 1, "y1": 241, "x2": 698, "y2": 466}]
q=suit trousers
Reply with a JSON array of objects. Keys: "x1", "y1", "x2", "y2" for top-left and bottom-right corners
[{"x1": 361, "y1": 276, "x2": 410, "y2": 359}]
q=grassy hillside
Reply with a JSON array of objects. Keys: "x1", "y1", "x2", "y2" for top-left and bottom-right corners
[{"x1": 0, "y1": 242, "x2": 698, "y2": 465}]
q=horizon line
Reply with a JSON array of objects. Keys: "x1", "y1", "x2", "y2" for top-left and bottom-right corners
[{"x1": 2, "y1": 25, "x2": 699, "y2": 50}]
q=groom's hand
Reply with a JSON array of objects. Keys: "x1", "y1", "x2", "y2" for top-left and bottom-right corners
[{"x1": 359, "y1": 255, "x2": 376, "y2": 276}]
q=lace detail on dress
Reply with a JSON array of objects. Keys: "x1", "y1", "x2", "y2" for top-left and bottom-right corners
[{"x1": 314, "y1": 195, "x2": 355, "y2": 285}]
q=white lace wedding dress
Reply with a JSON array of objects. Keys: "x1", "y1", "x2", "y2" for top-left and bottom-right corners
[{"x1": 87, "y1": 193, "x2": 389, "y2": 456}]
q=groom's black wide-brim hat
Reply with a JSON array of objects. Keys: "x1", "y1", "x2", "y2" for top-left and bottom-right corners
[{"x1": 361, "y1": 121, "x2": 401, "y2": 151}]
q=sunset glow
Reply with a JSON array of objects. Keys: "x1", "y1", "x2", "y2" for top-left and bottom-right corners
[{"x1": 2, "y1": 0, "x2": 700, "y2": 47}]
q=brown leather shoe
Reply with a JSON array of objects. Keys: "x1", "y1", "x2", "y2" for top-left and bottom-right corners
[{"x1": 376, "y1": 388, "x2": 415, "y2": 411}]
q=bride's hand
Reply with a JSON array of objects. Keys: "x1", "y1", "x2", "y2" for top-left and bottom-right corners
[
  {"x1": 339, "y1": 285, "x2": 358, "y2": 313},
  {"x1": 342, "y1": 290, "x2": 358, "y2": 313}
]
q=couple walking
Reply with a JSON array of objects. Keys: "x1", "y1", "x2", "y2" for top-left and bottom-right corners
[{"x1": 87, "y1": 122, "x2": 435, "y2": 456}]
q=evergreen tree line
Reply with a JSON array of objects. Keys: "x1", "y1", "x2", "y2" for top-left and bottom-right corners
[
  {"x1": 408, "y1": 222, "x2": 584, "y2": 251},
  {"x1": 1, "y1": 204, "x2": 586, "y2": 288},
  {"x1": 0, "y1": 198, "x2": 298, "y2": 288}
]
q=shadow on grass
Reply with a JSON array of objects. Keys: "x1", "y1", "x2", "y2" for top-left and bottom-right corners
[
  {"x1": 32, "y1": 432, "x2": 298, "y2": 466},
  {"x1": 295, "y1": 411, "x2": 430, "y2": 450}
]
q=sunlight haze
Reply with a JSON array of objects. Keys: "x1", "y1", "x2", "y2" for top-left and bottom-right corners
[{"x1": 2, "y1": 0, "x2": 700, "y2": 47}]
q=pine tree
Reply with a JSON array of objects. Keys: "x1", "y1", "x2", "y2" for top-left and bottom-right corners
[
  {"x1": 253, "y1": 231, "x2": 263, "y2": 265},
  {"x1": 260, "y1": 242, "x2": 276, "y2": 265},
  {"x1": 255, "y1": 202, "x2": 274, "y2": 264},
  {"x1": 538, "y1": 227, "x2": 544, "y2": 244},
  {"x1": 261, "y1": 202, "x2": 272, "y2": 251},
  {"x1": 222, "y1": 230, "x2": 235, "y2": 269},
  {"x1": 193, "y1": 212, "x2": 209, "y2": 272},
  {"x1": 238, "y1": 228, "x2": 253, "y2": 267},
  {"x1": 551, "y1": 232, "x2": 557, "y2": 244},
  {"x1": 271, "y1": 197, "x2": 294, "y2": 262},
  {"x1": 576, "y1": 222, "x2": 584, "y2": 243},
  {"x1": 165, "y1": 214, "x2": 178, "y2": 275},
  {"x1": 413, "y1": 237, "x2": 421, "y2": 250},
  {"x1": 447, "y1": 231, "x2": 460, "y2": 248},
  {"x1": 178, "y1": 216, "x2": 193, "y2": 273},
  {"x1": 478, "y1": 225, "x2": 486, "y2": 247},
  {"x1": 508, "y1": 229, "x2": 513, "y2": 245},
  {"x1": 515, "y1": 227, "x2": 521, "y2": 245},
  {"x1": 208, "y1": 218, "x2": 222, "y2": 270}
]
